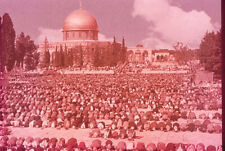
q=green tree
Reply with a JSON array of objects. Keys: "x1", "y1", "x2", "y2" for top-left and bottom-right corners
[
  {"x1": 15, "y1": 32, "x2": 27, "y2": 68},
  {"x1": 53, "y1": 46, "x2": 60, "y2": 67},
  {"x1": 1, "y1": 13, "x2": 16, "y2": 71},
  {"x1": 197, "y1": 31, "x2": 221, "y2": 76},
  {"x1": 93, "y1": 45, "x2": 100, "y2": 67},
  {"x1": 32, "y1": 51, "x2": 40, "y2": 69},
  {"x1": 24, "y1": 51, "x2": 40, "y2": 70},
  {"x1": 0, "y1": 16, "x2": 3, "y2": 72},
  {"x1": 63, "y1": 45, "x2": 69, "y2": 67},
  {"x1": 67, "y1": 48, "x2": 74, "y2": 67},
  {"x1": 79, "y1": 45, "x2": 83, "y2": 68},
  {"x1": 15, "y1": 33, "x2": 39, "y2": 70},
  {"x1": 111, "y1": 36, "x2": 118, "y2": 66},
  {"x1": 24, "y1": 36, "x2": 39, "y2": 70},
  {"x1": 173, "y1": 42, "x2": 194, "y2": 65},
  {"x1": 41, "y1": 49, "x2": 50, "y2": 68},
  {"x1": 107, "y1": 45, "x2": 114, "y2": 66},
  {"x1": 59, "y1": 44, "x2": 64, "y2": 67},
  {"x1": 52, "y1": 51, "x2": 56, "y2": 67},
  {"x1": 121, "y1": 37, "x2": 127, "y2": 63}
]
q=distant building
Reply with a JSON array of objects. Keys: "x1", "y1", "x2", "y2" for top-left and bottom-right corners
[
  {"x1": 127, "y1": 46, "x2": 176, "y2": 65},
  {"x1": 38, "y1": 5, "x2": 177, "y2": 68},
  {"x1": 152, "y1": 49, "x2": 175, "y2": 62},
  {"x1": 127, "y1": 44, "x2": 152, "y2": 64},
  {"x1": 38, "y1": 7, "x2": 118, "y2": 68}
]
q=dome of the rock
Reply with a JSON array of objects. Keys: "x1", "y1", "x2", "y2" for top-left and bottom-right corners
[
  {"x1": 63, "y1": 9, "x2": 98, "y2": 41},
  {"x1": 63, "y1": 9, "x2": 98, "y2": 31}
]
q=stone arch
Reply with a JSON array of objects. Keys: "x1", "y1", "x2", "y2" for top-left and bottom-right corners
[
  {"x1": 135, "y1": 50, "x2": 141, "y2": 55},
  {"x1": 134, "y1": 50, "x2": 142, "y2": 63},
  {"x1": 142, "y1": 50, "x2": 148, "y2": 62},
  {"x1": 128, "y1": 50, "x2": 134, "y2": 55},
  {"x1": 156, "y1": 55, "x2": 160, "y2": 61},
  {"x1": 127, "y1": 50, "x2": 134, "y2": 62},
  {"x1": 143, "y1": 50, "x2": 148, "y2": 57}
]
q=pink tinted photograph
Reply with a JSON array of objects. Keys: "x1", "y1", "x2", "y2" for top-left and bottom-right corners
[{"x1": 0, "y1": 0, "x2": 222, "y2": 151}]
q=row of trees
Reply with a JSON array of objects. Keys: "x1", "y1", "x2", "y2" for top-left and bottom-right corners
[
  {"x1": 41, "y1": 44, "x2": 79, "y2": 68},
  {"x1": 41, "y1": 37, "x2": 127, "y2": 68},
  {"x1": 173, "y1": 42, "x2": 196, "y2": 65},
  {"x1": 2, "y1": 13, "x2": 220, "y2": 73},
  {"x1": 0, "y1": 13, "x2": 39, "y2": 72},
  {"x1": 172, "y1": 29, "x2": 221, "y2": 78},
  {"x1": 93, "y1": 37, "x2": 127, "y2": 67}
]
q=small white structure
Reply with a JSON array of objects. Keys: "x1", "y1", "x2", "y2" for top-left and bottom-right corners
[{"x1": 194, "y1": 70, "x2": 214, "y2": 84}]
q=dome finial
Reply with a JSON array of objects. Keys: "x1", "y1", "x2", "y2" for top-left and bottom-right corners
[{"x1": 79, "y1": 0, "x2": 82, "y2": 9}]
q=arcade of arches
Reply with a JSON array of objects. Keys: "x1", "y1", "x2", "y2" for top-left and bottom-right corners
[{"x1": 127, "y1": 46, "x2": 175, "y2": 64}]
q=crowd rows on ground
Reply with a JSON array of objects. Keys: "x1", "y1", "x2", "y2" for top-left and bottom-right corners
[
  {"x1": 0, "y1": 73, "x2": 222, "y2": 148},
  {"x1": 0, "y1": 136, "x2": 223, "y2": 151}
]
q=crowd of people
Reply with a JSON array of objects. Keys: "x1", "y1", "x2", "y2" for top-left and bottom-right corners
[
  {"x1": 0, "y1": 73, "x2": 222, "y2": 150},
  {"x1": 0, "y1": 136, "x2": 223, "y2": 151}
]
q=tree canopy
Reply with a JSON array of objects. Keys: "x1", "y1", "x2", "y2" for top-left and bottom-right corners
[
  {"x1": 0, "y1": 13, "x2": 39, "y2": 72},
  {"x1": 0, "y1": 16, "x2": 3, "y2": 72},
  {"x1": 197, "y1": 31, "x2": 221, "y2": 76},
  {"x1": 16, "y1": 33, "x2": 39, "y2": 70},
  {"x1": 0, "y1": 13, "x2": 16, "y2": 72},
  {"x1": 173, "y1": 42, "x2": 195, "y2": 65}
]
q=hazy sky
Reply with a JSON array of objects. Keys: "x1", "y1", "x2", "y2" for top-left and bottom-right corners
[{"x1": 0, "y1": 0, "x2": 221, "y2": 49}]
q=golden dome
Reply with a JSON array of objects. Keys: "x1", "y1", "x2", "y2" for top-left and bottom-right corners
[{"x1": 63, "y1": 9, "x2": 98, "y2": 31}]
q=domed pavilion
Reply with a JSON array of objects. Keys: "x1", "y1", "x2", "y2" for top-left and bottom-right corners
[{"x1": 63, "y1": 9, "x2": 98, "y2": 41}]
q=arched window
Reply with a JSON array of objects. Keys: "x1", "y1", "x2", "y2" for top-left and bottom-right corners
[
  {"x1": 135, "y1": 50, "x2": 141, "y2": 62},
  {"x1": 143, "y1": 51, "x2": 148, "y2": 57},
  {"x1": 143, "y1": 50, "x2": 148, "y2": 62},
  {"x1": 128, "y1": 50, "x2": 134, "y2": 62},
  {"x1": 157, "y1": 55, "x2": 160, "y2": 61}
]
